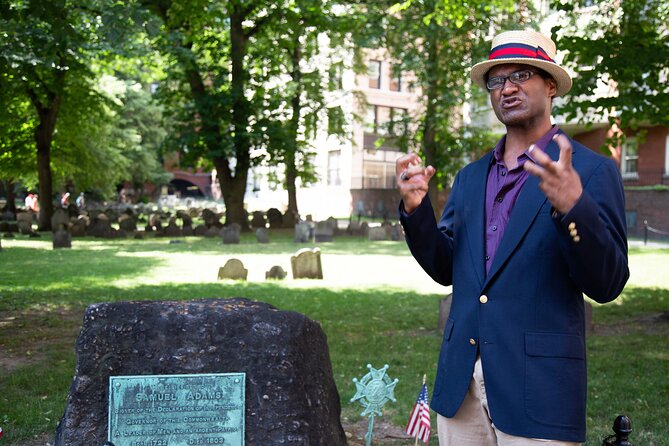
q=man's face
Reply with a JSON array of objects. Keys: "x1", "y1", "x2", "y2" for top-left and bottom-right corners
[{"x1": 487, "y1": 63, "x2": 557, "y2": 128}]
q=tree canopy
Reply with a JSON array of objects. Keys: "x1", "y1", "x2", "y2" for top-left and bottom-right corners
[{"x1": 553, "y1": 0, "x2": 669, "y2": 143}]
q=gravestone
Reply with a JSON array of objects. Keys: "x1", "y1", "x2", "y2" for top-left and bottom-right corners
[
  {"x1": 51, "y1": 208, "x2": 70, "y2": 231},
  {"x1": 266, "y1": 208, "x2": 283, "y2": 229},
  {"x1": 255, "y1": 228, "x2": 270, "y2": 244},
  {"x1": 291, "y1": 248, "x2": 323, "y2": 279},
  {"x1": 294, "y1": 221, "x2": 313, "y2": 243},
  {"x1": 193, "y1": 225, "x2": 208, "y2": 236},
  {"x1": 70, "y1": 216, "x2": 88, "y2": 237},
  {"x1": 314, "y1": 221, "x2": 334, "y2": 242},
  {"x1": 437, "y1": 294, "x2": 453, "y2": 332},
  {"x1": 221, "y1": 225, "x2": 241, "y2": 244},
  {"x1": 17, "y1": 212, "x2": 34, "y2": 234},
  {"x1": 164, "y1": 217, "x2": 182, "y2": 237},
  {"x1": 53, "y1": 229, "x2": 72, "y2": 249},
  {"x1": 217, "y1": 259, "x2": 248, "y2": 280},
  {"x1": 87, "y1": 213, "x2": 113, "y2": 238},
  {"x1": 368, "y1": 226, "x2": 390, "y2": 241},
  {"x1": 118, "y1": 214, "x2": 137, "y2": 233},
  {"x1": 265, "y1": 265, "x2": 287, "y2": 280},
  {"x1": 202, "y1": 209, "x2": 220, "y2": 228},
  {"x1": 390, "y1": 223, "x2": 404, "y2": 241},
  {"x1": 53, "y1": 298, "x2": 346, "y2": 446},
  {"x1": 250, "y1": 211, "x2": 266, "y2": 229}
]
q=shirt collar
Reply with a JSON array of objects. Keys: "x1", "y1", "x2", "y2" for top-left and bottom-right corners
[{"x1": 491, "y1": 125, "x2": 562, "y2": 165}]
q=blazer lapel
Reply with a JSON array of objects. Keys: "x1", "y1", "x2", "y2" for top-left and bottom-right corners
[
  {"x1": 483, "y1": 139, "x2": 564, "y2": 287},
  {"x1": 463, "y1": 153, "x2": 492, "y2": 289}
]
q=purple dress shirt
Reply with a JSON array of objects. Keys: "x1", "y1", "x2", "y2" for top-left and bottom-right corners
[{"x1": 484, "y1": 126, "x2": 560, "y2": 274}]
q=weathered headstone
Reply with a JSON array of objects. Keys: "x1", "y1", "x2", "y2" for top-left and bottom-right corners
[
  {"x1": 584, "y1": 301, "x2": 593, "y2": 335},
  {"x1": 164, "y1": 217, "x2": 182, "y2": 237},
  {"x1": 118, "y1": 214, "x2": 137, "y2": 233},
  {"x1": 255, "y1": 228, "x2": 270, "y2": 244},
  {"x1": 53, "y1": 298, "x2": 346, "y2": 445},
  {"x1": 250, "y1": 211, "x2": 266, "y2": 229},
  {"x1": 87, "y1": 213, "x2": 113, "y2": 238},
  {"x1": 390, "y1": 223, "x2": 404, "y2": 241},
  {"x1": 221, "y1": 225, "x2": 241, "y2": 244},
  {"x1": 70, "y1": 216, "x2": 88, "y2": 237},
  {"x1": 314, "y1": 221, "x2": 334, "y2": 242},
  {"x1": 193, "y1": 225, "x2": 208, "y2": 236},
  {"x1": 294, "y1": 221, "x2": 313, "y2": 243},
  {"x1": 52, "y1": 229, "x2": 72, "y2": 249},
  {"x1": 217, "y1": 259, "x2": 248, "y2": 280},
  {"x1": 51, "y1": 208, "x2": 70, "y2": 231},
  {"x1": 265, "y1": 265, "x2": 287, "y2": 280},
  {"x1": 266, "y1": 208, "x2": 283, "y2": 229},
  {"x1": 368, "y1": 226, "x2": 390, "y2": 241},
  {"x1": 17, "y1": 212, "x2": 34, "y2": 234},
  {"x1": 437, "y1": 294, "x2": 453, "y2": 332},
  {"x1": 291, "y1": 248, "x2": 323, "y2": 279}
]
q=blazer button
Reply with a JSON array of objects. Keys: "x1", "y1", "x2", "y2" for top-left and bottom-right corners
[
  {"x1": 568, "y1": 222, "x2": 576, "y2": 230},
  {"x1": 479, "y1": 295, "x2": 488, "y2": 304},
  {"x1": 469, "y1": 338, "x2": 477, "y2": 345},
  {"x1": 573, "y1": 235, "x2": 581, "y2": 243}
]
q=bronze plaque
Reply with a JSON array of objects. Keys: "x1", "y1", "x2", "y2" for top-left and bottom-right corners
[{"x1": 108, "y1": 373, "x2": 245, "y2": 446}]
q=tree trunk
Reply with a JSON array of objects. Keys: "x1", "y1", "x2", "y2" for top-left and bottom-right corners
[
  {"x1": 286, "y1": 40, "x2": 303, "y2": 217},
  {"x1": 2, "y1": 180, "x2": 17, "y2": 215},
  {"x1": 32, "y1": 93, "x2": 62, "y2": 231},
  {"x1": 223, "y1": 4, "x2": 252, "y2": 230}
]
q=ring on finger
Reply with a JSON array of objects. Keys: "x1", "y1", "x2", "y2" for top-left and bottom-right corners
[{"x1": 400, "y1": 170, "x2": 409, "y2": 181}]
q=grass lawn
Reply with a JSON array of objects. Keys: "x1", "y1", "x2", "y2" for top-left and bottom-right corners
[{"x1": 0, "y1": 232, "x2": 667, "y2": 445}]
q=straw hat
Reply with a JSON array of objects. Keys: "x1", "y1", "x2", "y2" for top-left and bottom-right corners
[{"x1": 470, "y1": 30, "x2": 572, "y2": 97}]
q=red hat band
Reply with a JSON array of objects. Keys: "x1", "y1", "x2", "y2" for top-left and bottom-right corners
[{"x1": 488, "y1": 43, "x2": 555, "y2": 63}]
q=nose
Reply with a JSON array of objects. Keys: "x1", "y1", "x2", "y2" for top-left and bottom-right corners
[{"x1": 500, "y1": 77, "x2": 518, "y2": 93}]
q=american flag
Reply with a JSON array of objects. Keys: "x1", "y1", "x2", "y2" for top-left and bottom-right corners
[{"x1": 405, "y1": 383, "x2": 431, "y2": 444}]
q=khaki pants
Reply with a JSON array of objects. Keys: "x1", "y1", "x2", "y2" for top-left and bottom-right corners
[{"x1": 437, "y1": 356, "x2": 581, "y2": 446}]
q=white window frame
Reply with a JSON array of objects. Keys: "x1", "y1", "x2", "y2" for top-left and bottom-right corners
[{"x1": 621, "y1": 137, "x2": 639, "y2": 179}]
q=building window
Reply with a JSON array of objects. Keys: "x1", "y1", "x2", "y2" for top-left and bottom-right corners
[
  {"x1": 362, "y1": 161, "x2": 394, "y2": 189},
  {"x1": 389, "y1": 67, "x2": 402, "y2": 92},
  {"x1": 621, "y1": 138, "x2": 638, "y2": 178},
  {"x1": 327, "y1": 150, "x2": 341, "y2": 186},
  {"x1": 368, "y1": 60, "x2": 382, "y2": 89},
  {"x1": 365, "y1": 105, "x2": 378, "y2": 133},
  {"x1": 625, "y1": 211, "x2": 637, "y2": 230},
  {"x1": 388, "y1": 107, "x2": 407, "y2": 136}
]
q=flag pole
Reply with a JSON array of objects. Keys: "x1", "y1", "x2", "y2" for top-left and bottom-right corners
[{"x1": 414, "y1": 374, "x2": 427, "y2": 446}]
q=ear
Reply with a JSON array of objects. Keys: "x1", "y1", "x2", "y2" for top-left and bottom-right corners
[{"x1": 545, "y1": 77, "x2": 558, "y2": 98}]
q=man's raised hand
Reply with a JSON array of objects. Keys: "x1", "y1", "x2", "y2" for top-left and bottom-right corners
[
  {"x1": 524, "y1": 134, "x2": 583, "y2": 214},
  {"x1": 396, "y1": 152, "x2": 436, "y2": 214}
]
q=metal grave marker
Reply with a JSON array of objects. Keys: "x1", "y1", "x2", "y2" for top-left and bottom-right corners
[
  {"x1": 350, "y1": 364, "x2": 398, "y2": 446},
  {"x1": 108, "y1": 373, "x2": 245, "y2": 446}
]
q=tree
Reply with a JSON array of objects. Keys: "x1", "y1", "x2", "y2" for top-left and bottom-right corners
[
  {"x1": 0, "y1": 0, "x2": 142, "y2": 229},
  {"x1": 552, "y1": 0, "x2": 669, "y2": 146},
  {"x1": 380, "y1": 0, "x2": 523, "y2": 208},
  {"x1": 0, "y1": 73, "x2": 36, "y2": 214},
  {"x1": 142, "y1": 0, "x2": 289, "y2": 229},
  {"x1": 254, "y1": 0, "x2": 353, "y2": 218}
]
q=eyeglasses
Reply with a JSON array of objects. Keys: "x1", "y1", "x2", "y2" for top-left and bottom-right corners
[{"x1": 486, "y1": 69, "x2": 538, "y2": 90}]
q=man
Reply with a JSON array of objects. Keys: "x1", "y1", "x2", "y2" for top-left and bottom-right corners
[{"x1": 396, "y1": 30, "x2": 629, "y2": 445}]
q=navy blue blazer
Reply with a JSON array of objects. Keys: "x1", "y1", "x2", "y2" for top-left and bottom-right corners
[{"x1": 400, "y1": 136, "x2": 629, "y2": 442}]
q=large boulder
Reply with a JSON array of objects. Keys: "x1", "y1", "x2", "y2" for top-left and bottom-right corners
[{"x1": 54, "y1": 298, "x2": 345, "y2": 446}]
